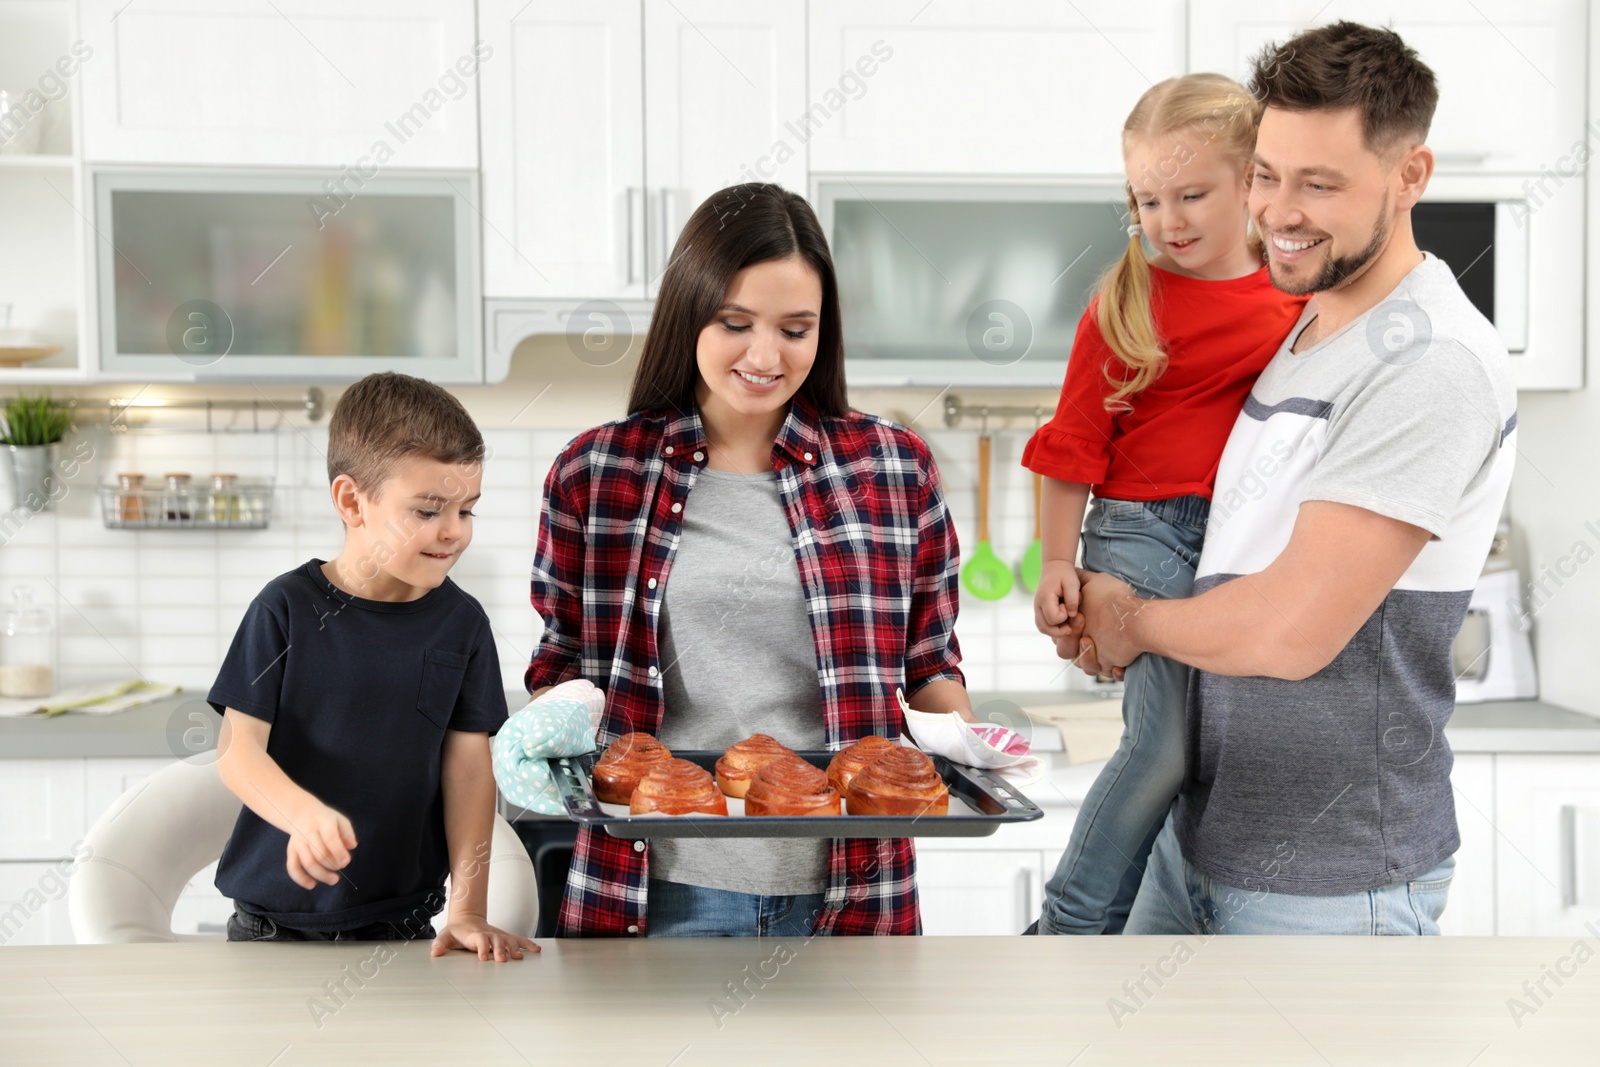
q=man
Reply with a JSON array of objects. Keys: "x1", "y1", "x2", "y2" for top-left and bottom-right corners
[{"x1": 1069, "y1": 21, "x2": 1517, "y2": 935}]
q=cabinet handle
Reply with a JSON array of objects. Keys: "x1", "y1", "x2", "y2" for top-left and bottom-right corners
[
  {"x1": 1560, "y1": 804, "x2": 1578, "y2": 908},
  {"x1": 625, "y1": 187, "x2": 640, "y2": 286},
  {"x1": 1018, "y1": 869, "x2": 1035, "y2": 923},
  {"x1": 1434, "y1": 150, "x2": 1492, "y2": 164},
  {"x1": 658, "y1": 187, "x2": 673, "y2": 279}
]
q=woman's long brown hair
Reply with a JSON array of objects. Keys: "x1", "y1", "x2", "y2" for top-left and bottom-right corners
[{"x1": 626, "y1": 183, "x2": 848, "y2": 418}]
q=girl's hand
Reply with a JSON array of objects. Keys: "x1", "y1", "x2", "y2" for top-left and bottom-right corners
[
  {"x1": 1034, "y1": 559, "x2": 1082, "y2": 638},
  {"x1": 431, "y1": 916, "x2": 540, "y2": 961},
  {"x1": 285, "y1": 803, "x2": 357, "y2": 889}
]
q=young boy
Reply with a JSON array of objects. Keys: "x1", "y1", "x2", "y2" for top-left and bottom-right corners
[{"x1": 210, "y1": 372, "x2": 535, "y2": 961}]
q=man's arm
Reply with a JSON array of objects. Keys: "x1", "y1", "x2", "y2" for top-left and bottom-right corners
[{"x1": 1079, "y1": 501, "x2": 1431, "y2": 680}]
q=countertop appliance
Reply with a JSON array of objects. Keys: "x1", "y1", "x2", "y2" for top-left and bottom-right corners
[{"x1": 1454, "y1": 516, "x2": 1538, "y2": 704}]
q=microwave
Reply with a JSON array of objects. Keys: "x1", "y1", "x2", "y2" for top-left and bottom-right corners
[{"x1": 817, "y1": 174, "x2": 1578, "y2": 390}]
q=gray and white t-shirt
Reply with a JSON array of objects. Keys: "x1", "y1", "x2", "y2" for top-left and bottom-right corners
[
  {"x1": 1177, "y1": 253, "x2": 1517, "y2": 896},
  {"x1": 651, "y1": 467, "x2": 829, "y2": 896}
]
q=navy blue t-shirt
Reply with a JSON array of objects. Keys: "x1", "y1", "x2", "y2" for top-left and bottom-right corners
[{"x1": 208, "y1": 559, "x2": 507, "y2": 931}]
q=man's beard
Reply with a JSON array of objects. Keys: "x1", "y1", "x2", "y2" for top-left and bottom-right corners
[{"x1": 1268, "y1": 198, "x2": 1391, "y2": 295}]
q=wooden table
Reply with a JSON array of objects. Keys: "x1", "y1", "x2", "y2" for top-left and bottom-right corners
[{"x1": 3, "y1": 937, "x2": 1597, "y2": 1065}]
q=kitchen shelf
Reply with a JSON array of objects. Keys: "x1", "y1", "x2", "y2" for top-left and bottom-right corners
[{"x1": 96, "y1": 478, "x2": 275, "y2": 530}]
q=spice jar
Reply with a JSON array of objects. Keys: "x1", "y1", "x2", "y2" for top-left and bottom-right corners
[
  {"x1": 115, "y1": 473, "x2": 145, "y2": 524},
  {"x1": 0, "y1": 585, "x2": 54, "y2": 698},
  {"x1": 210, "y1": 473, "x2": 240, "y2": 524},
  {"x1": 162, "y1": 472, "x2": 192, "y2": 524}
]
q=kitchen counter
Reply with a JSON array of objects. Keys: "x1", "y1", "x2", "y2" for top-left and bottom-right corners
[
  {"x1": 2, "y1": 693, "x2": 1598, "y2": 761},
  {"x1": 5, "y1": 938, "x2": 1595, "y2": 1065},
  {"x1": 0, "y1": 691, "x2": 535, "y2": 760}
]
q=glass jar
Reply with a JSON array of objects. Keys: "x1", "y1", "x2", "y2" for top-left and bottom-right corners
[
  {"x1": 162, "y1": 472, "x2": 192, "y2": 524},
  {"x1": 210, "y1": 473, "x2": 240, "y2": 524},
  {"x1": 115, "y1": 473, "x2": 145, "y2": 524},
  {"x1": 0, "y1": 585, "x2": 54, "y2": 698}
]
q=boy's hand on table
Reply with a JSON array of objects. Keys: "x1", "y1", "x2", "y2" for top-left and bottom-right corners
[
  {"x1": 431, "y1": 916, "x2": 540, "y2": 961},
  {"x1": 285, "y1": 803, "x2": 358, "y2": 889}
]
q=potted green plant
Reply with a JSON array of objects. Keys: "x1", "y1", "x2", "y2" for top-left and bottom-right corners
[{"x1": 0, "y1": 393, "x2": 72, "y2": 513}]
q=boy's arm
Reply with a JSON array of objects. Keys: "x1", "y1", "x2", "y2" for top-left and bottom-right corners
[
  {"x1": 433, "y1": 730, "x2": 539, "y2": 960},
  {"x1": 215, "y1": 709, "x2": 357, "y2": 889}
]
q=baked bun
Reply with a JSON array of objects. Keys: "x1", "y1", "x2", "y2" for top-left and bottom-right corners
[
  {"x1": 714, "y1": 734, "x2": 795, "y2": 798},
  {"x1": 845, "y1": 746, "x2": 949, "y2": 817},
  {"x1": 744, "y1": 754, "x2": 841, "y2": 817},
  {"x1": 629, "y1": 758, "x2": 729, "y2": 816},
  {"x1": 826, "y1": 734, "x2": 899, "y2": 797},
  {"x1": 592, "y1": 732, "x2": 672, "y2": 804}
]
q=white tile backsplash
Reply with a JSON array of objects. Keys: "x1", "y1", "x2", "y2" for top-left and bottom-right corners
[{"x1": 0, "y1": 422, "x2": 1076, "y2": 703}]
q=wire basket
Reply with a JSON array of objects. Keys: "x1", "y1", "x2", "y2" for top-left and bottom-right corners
[{"x1": 98, "y1": 477, "x2": 276, "y2": 530}]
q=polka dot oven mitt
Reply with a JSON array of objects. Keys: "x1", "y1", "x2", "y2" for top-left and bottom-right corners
[{"x1": 492, "y1": 679, "x2": 606, "y2": 814}]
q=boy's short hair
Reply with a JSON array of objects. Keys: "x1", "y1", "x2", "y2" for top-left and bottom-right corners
[
  {"x1": 1250, "y1": 21, "x2": 1439, "y2": 159},
  {"x1": 326, "y1": 372, "x2": 485, "y2": 494}
]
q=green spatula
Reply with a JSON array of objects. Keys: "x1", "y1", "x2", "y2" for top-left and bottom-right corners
[
  {"x1": 961, "y1": 431, "x2": 1014, "y2": 601},
  {"x1": 1019, "y1": 469, "x2": 1043, "y2": 593}
]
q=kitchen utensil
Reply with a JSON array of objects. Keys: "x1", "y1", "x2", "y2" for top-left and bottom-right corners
[
  {"x1": 961, "y1": 428, "x2": 1014, "y2": 600},
  {"x1": 548, "y1": 748, "x2": 1043, "y2": 840}
]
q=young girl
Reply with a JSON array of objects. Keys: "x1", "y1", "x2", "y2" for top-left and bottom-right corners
[
  {"x1": 526, "y1": 183, "x2": 976, "y2": 938},
  {"x1": 1023, "y1": 74, "x2": 1309, "y2": 935}
]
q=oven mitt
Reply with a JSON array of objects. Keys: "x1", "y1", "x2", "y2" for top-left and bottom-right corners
[
  {"x1": 491, "y1": 679, "x2": 606, "y2": 815},
  {"x1": 895, "y1": 687, "x2": 1046, "y2": 787}
]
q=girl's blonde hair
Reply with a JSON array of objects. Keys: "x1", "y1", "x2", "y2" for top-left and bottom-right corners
[{"x1": 1098, "y1": 74, "x2": 1264, "y2": 413}]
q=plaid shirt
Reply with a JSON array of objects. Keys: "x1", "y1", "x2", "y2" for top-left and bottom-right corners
[{"x1": 527, "y1": 395, "x2": 964, "y2": 937}]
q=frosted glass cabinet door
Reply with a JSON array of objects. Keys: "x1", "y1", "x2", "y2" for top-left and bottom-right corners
[{"x1": 92, "y1": 170, "x2": 482, "y2": 383}]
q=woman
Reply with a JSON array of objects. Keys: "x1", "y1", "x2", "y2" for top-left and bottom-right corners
[{"x1": 528, "y1": 183, "x2": 975, "y2": 937}]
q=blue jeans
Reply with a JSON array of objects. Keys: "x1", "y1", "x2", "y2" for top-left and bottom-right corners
[
  {"x1": 1037, "y1": 494, "x2": 1208, "y2": 936},
  {"x1": 646, "y1": 879, "x2": 825, "y2": 937},
  {"x1": 1124, "y1": 816, "x2": 1456, "y2": 934}
]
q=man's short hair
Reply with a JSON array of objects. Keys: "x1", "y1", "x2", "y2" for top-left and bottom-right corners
[
  {"x1": 326, "y1": 372, "x2": 484, "y2": 494},
  {"x1": 1250, "y1": 20, "x2": 1439, "y2": 158}
]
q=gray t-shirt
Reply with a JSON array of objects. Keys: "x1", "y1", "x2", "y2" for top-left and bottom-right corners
[
  {"x1": 651, "y1": 467, "x2": 829, "y2": 895},
  {"x1": 1178, "y1": 253, "x2": 1517, "y2": 896}
]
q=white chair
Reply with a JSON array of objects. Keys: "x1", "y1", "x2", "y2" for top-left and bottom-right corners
[{"x1": 70, "y1": 754, "x2": 538, "y2": 943}]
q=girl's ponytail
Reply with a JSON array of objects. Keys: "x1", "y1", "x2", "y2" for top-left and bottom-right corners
[{"x1": 1097, "y1": 185, "x2": 1165, "y2": 415}]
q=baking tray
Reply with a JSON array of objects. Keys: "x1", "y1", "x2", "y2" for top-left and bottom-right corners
[{"x1": 548, "y1": 749, "x2": 1044, "y2": 839}]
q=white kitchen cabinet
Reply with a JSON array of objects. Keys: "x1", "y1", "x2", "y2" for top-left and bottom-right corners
[
  {"x1": 478, "y1": 0, "x2": 806, "y2": 300},
  {"x1": 1442, "y1": 753, "x2": 1496, "y2": 935},
  {"x1": 642, "y1": 0, "x2": 808, "y2": 293},
  {"x1": 1188, "y1": 0, "x2": 1588, "y2": 175},
  {"x1": 478, "y1": 0, "x2": 644, "y2": 299},
  {"x1": 1493, "y1": 754, "x2": 1600, "y2": 936},
  {"x1": 917, "y1": 848, "x2": 1045, "y2": 936},
  {"x1": 0, "y1": 861, "x2": 78, "y2": 947},
  {"x1": 77, "y1": 0, "x2": 479, "y2": 167},
  {"x1": 806, "y1": 0, "x2": 1185, "y2": 176},
  {"x1": 0, "y1": 760, "x2": 85, "y2": 861}
]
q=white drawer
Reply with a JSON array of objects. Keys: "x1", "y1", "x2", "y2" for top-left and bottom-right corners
[
  {"x1": 0, "y1": 860, "x2": 79, "y2": 946},
  {"x1": 0, "y1": 760, "x2": 86, "y2": 860}
]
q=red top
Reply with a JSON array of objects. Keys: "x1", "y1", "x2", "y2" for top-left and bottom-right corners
[{"x1": 1022, "y1": 265, "x2": 1309, "y2": 501}]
